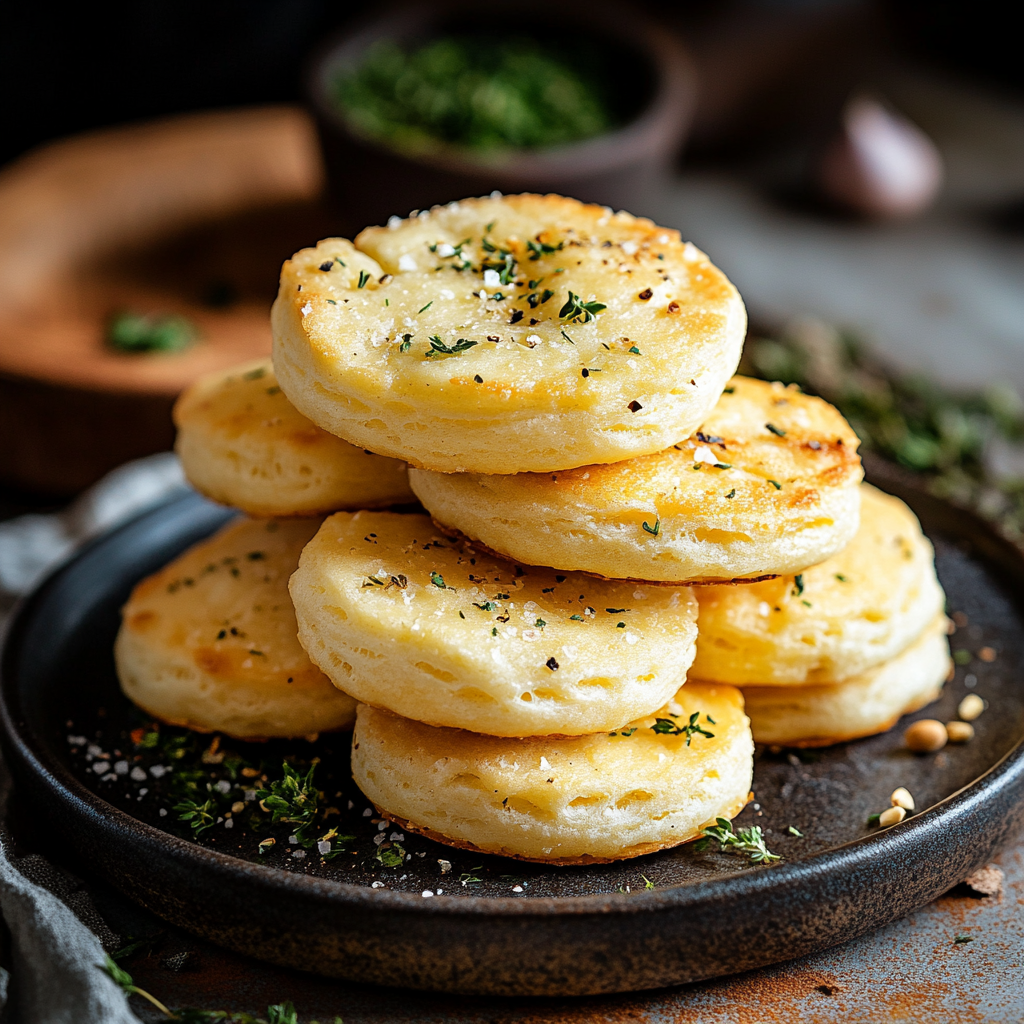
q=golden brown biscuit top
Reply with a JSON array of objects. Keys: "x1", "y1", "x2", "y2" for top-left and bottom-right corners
[
  {"x1": 452, "y1": 375, "x2": 862, "y2": 519},
  {"x1": 274, "y1": 194, "x2": 744, "y2": 414}
]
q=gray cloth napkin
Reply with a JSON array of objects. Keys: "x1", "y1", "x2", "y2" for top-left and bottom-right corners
[
  {"x1": 0, "y1": 840, "x2": 142, "y2": 1023},
  {"x1": 0, "y1": 453, "x2": 188, "y2": 1021},
  {"x1": 0, "y1": 452, "x2": 187, "y2": 633}
]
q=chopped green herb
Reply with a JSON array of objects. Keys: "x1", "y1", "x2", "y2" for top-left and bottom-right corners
[
  {"x1": 793, "y1": 574, "x2": 805, "y2": 596},
  {"x1": 332, "y1": 36, "x2": 617, "y2": 152},
  {"x1": 535, "y1": 618, "x2": 547, "y2": 628},
  {"x1": 357, "y1": 270, "x2": 371, "y2": 288},
  {"x1": 642, "y1": 518, "x2": 661, "y2": 536},
  {"x1": 418, "y1": 301, "x2": 433, "y2": 313},
  {"x1": 835, "y1": 573, "x2": 849, "y2": 582},
  {"x1": 954, "y1": 934, "x2": 973, "y2": 944},
  {"x1": 768, "y1": 480, "x2": 782, "y2": 490},
  {"x1": 256, "y1": 762, "x2": 319, "y2": 847},
  {"x1": 173, "y1": 798, "x2": 216, "y2": 836},
  {"x1": 694, "y1": 818, "x2": 780, "y2": 864},
  {"x1": 430, "y1": 571, "x2": 447, "y2": 589},
  {"x1": 651, "y1": 712, "x2": 715, "y2": 745},
  {"x1": 570, "y1": 614, "x2": 584, "y2": 621},
  {"x1": 788, "y1": 826, "x2": 804, "y2": 837},
  {"x1": 427, "y1": 335, "x2": 478, "y2": 356},
  {"x1": 527, "y1": 239, "x2": 564, "y2": 260},
  {"x1": 400, "y1": 333, "x2": 413, "y2": 351},
  {"x1": 641, "y1": 874, "x2": 656, "y2": 890},
  {"x1": 725, "y1": 489, "x2": 736, "y2": 498},
  {"x1": 107, "y1": 311, "x2": 197, "y2": 354},
  {"x1": 559, "y1": 290, "x2": 607, "y2": 323},
  {"x1": 629, "y1": 345, "x2": 641, "y2": 354},
  {"x1": 867, "y1": 812, "x2": 881, "y2": 825},
  {"x1": 765, "y1": 422, "x2": 786, "y2": 437},
  {"x1": 560, "y1": 329, "x2": 576, "y2": 345}
]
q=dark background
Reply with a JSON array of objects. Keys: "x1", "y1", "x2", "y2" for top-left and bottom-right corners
[{"x1": 1, "y1": 0, "x2": 1018, "y2": 172}]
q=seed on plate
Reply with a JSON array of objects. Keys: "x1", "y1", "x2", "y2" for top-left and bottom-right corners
[
  {"x1": 977, "y1": 647, "x2": 996, "y2": 662},
  {"x1": 958, "y1": 694, "x2": 985, "y2": 721},
  {"x1": 231, "y1": 801, "x2": 245, "y2": 813},
  {"x1": 946, "y1": 721, "x2": 975, "y2": 743},
  {"x1": 879, "y1": 806, "x2": 906, "y2": 827},
  {"x1": 890, "y1": 787, "x2": 915, "y2": 811},
  {"x1": 904, "y1": 719, "x2": 947, "y2": 753}
]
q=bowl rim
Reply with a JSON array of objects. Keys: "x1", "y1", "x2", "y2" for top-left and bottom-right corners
[{"x1": 304, "y1": 0, "x2": 698, "y2": 181}]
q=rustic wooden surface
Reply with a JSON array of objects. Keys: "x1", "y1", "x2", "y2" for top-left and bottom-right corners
[{"x1": 0, "y1": 107, "x2": 334, "y2": 493}]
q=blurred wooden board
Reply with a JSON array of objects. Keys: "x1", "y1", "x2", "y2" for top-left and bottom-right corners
[{"x1": 0, "y1": 106, "x2": 337, "y2": 493}]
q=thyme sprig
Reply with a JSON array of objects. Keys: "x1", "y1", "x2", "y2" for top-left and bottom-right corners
[
  {"x1": 559, "y1": 290, "x2": 606, "y2": 323},
  {"x1": 694, "y1": 818, "x2": 781, "y2": 864},
  {"x1": 103, "y1": 957, "x2": 338, "y2": 1022},
  {"x1": 650, "y1": 712, "x2": 715, "y2": 745},
  {"x1": 256, "y1": 762, "x2": 320, "y2": 846},
  {"x1": 426, "y1": 335, "x2": 478, "y2": 356}
]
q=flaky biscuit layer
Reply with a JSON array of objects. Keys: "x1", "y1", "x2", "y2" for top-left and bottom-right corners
[
  {"x1": 410, "y1": 376, "x2": 862, "y2": 583},
  {"x1": 174, "y1": 358, "x2": 413, "y2": 517},
  {"x1": 289, "y1": 511, "x2": 698, "y2": 737},
  {"x1": 352, "y1": 683, "x2": 752, "y2": 863},
  {"x1": 271, "y1": 194, "x2": 746, "y2": 474},
  {"x1": 692, "y1": 485, "x2": 944, "y2": 685},
  {"x1": 741, "y1": 615, "x2": 950, "y2": 746},
  {"x1": 115, "y1": 517, "x2": 356, "y2": 739}
]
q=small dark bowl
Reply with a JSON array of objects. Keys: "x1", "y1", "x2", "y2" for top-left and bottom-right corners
[{"x1": 306, "y1": 0, "x2": 697, "y2": 232}]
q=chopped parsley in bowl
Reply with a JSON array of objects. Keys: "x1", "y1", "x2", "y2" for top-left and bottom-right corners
[{"x1": 331, "y1": 33, "x2": 621, "y2": 154}]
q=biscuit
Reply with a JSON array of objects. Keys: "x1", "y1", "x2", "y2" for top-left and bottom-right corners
[
  {"x1": 742, "y1": 614, "x2": 950, "y2": 746},
  {"x1": 271, "y1": 194, "x2": 746, "y2": 474},
  {"x1": 174, "y1": 358, "x2": 414, "y2": 517},
  {"x1": 115, "y1": 517, "x2": 357, "y2": 739},
  {"x1": 351, "y1": 683, "x2": 752, "y2": 863},
  {"x1": 409, "y1": 376, "x2": 863, "y2": 583},
  {"x1": 691, "y1": 485, "x2": 944, "y2": 684},
  {"x1": 289, "y1": 511, "x2": 699, "y2": 737}
]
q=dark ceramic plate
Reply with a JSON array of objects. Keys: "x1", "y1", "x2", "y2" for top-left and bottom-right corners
[{"x1": 2, "y1": 472, "x2": 1024, "y2": 997}]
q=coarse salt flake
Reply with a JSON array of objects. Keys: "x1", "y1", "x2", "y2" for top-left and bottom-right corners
[
  {"x1": 759, "y1": 602, "x2": 771, "y2": 617},
  {"x1": 512, "y1": 885, "x2": 524, "y2": 892},
  {"x1": 318, "y1": 840, "x2": 332, "y2": 855},
  {"x1": 149, "y1": 765, "x2": 167, "y2": 778},
  {"x1": 422, "y1": 890, "x2": 434, "y2": 898},
  {"x1": 113, "y1": 761, "x2": 129, "y2": 775},
  {"x1": 693, "y1": 446, "x2": 717, "y2": 464},
  {"x1": 300, "y1": 302, "x2": 312, "y2": 316},
  {"x1": 527, "y1": 334, "x2": 541, "y2": 346},
  {"x1": 683, "y1": 242, "x2": 699, "y2": 261},
  {"x1": 539, "y1": 756, "x2": 552, "y2": 771},
  {"x1": 291, "y1": 850, "x2": 306, "y2": 859},
  {"x1": 92, "y1": 762, "x2": 109, "y2": 774},
  {"x1": 621, "y1": 240, "x2": 638, "y2": 255},
  {"x1": 435, "y1": 243, "x2": 456, "y2": 258},
  {"x1": 388, "y1": 215, "x2": 402, "y2": 229},
  {"x1": 483, "y1": 269, "x2": 501, "y2": 288}
]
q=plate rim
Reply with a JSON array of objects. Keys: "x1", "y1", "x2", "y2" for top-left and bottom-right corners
[{"x1": 3, "y1": 488, "x2": 1023, "y2": 920}]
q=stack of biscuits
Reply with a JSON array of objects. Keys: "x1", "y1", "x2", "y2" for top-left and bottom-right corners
[{"x1": 115, "y1": 194, "x2": 950, "y2": 864}]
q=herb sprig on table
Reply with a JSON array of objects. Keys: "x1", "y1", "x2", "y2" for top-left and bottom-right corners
[
  {"x1": 104, "y1": 957, "x2": 340, "y2": 1022},
  {"x1": 744, "y1": 319, "x2": 1024, "y2": 542},
  {"x1": 695, "y1": 818, "x2": 781, "y2": 864}
]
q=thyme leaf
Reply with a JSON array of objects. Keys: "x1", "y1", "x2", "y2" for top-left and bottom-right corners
[
  {"x1": 559, "y1": 290, "x2": 607, "y2": 323},
  {"x1": 694, "y1": 818, "x2": 781, "y2": 864}
]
